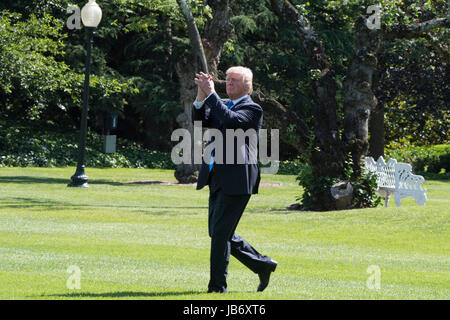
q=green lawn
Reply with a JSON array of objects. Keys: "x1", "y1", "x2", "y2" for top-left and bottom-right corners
[{"x1": 0, "y1": 167, "x2": 448, "y2": 300}]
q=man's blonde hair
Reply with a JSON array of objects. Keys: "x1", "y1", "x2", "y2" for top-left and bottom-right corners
[{"x1": 226, "y1": 66, "x2": 253, "y2": 94}]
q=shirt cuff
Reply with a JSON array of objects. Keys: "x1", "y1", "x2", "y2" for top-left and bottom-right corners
[
  {"x1": 193, "y1": 93, "x2": 213, "y2": 109},
  {"x1": 193, "y1": 99, "x2": 204, "y2": 109}
]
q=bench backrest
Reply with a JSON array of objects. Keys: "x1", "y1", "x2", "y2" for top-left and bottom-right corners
[
  {"x1": 395, "y1": 162, "x2": 425, "y2": 191},
  {"x1": 364, "y1": 156, "x2": 396, "y2": 189},
  {"x1": 364, "y1": 156, "x2": 427, "y2": 206}
]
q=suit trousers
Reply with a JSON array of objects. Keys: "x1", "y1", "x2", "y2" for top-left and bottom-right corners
[{"x1": 207, "y1": 168, "x2": 274, "y2": 292}]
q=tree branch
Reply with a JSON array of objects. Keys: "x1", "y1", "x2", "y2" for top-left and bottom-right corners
[
  {"x1": 176, "y1": 0, "x2": 208, "y2": 73},
  {"x1": 203, "y1": 0, "x2": 233, "y2": 77},
  {"x1": 214, "y1": 80, "x2": 312, "y2": 155},
  {"x1": 270, "y1": 0, "x2": 344, "y2": 173},
  {"x1": 383, "y1": 17, "x2": 450, "y2": 41}
]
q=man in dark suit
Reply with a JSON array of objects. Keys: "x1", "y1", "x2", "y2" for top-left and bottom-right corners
[{"x1": 193, "y1": 66, "x2": 277, "y2": 293}]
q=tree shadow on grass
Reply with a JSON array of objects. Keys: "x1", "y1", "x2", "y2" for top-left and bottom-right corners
[
  {"x1": 43, "y1": 290, "x2": 205, "y2": 299},
  {"x1": 1, "y1": 197, "x2": 206, "y2": 213},
  {"x1": 0, "y1": 176, "x2": 123, "y2": 186},
  {"x1": 245, "y1": 207, "x2": 299, "y2": 215},
  {"x1": 0, "y1": 176, "x2": 200, "y2": 187},
  {"x1": 1, "y1": 197, "x2": 206, "y2": 218}
]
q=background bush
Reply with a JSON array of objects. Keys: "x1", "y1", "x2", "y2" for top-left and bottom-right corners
[
  {"x1": 385, "y1": 144, "x2": 450, "y2": 174},
  {"x1": 0, "y1": 120, "x2": 175, "y2": 169},
  {"x1": 4, "y1": 118, "x2": 446, "y2": 179},
  {"x1": 0, "y1": 120, "x2": 302, "y2": 173},
  {"x1": 275, "y1": 159, "x2": 303, "y2": 175}
]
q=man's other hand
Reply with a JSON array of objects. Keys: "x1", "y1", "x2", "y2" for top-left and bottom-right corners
[{"x1": 195, "y1": 72, "x2": 215, "y2": 98}]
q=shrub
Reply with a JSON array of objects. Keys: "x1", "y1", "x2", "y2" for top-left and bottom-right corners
[
  {"x1": 276, "y1": 159, "x2": 303, "y2": 175},
  {"x1": 295, "y1": 162, "x2": 338, "y2": 210},
  {"x1": 0, "y1": 121, "x2": 175, "y2": 169},
  {"x1": 385, "y1": 144, "x2": 450, "y2": 174},
  {"x1": 0, "y1": 120, "x2": 307, "y2": 174},
  {"x1": 296, "y1": 158, "x2": 382, "y2": 211},
  {"x1": 351, "y1": 170, "x2": 382, "y2": 209}
]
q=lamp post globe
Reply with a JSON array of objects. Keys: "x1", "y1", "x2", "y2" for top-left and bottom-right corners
[
  {"x1": 68, "y1": 0, "x2": 102, "y2": 188},
  {"x1": 81, "y1": 0, "x2": 102, "y2": 28}
]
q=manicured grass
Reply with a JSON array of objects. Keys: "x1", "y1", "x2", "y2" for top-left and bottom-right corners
[{"x1": 0, "y1": 167, "x2": 448, "y2": 299}]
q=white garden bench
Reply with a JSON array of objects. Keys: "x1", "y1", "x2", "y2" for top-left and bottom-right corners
[{"x1": 364, "y1": 156, "x2": 427, "y2": 207}]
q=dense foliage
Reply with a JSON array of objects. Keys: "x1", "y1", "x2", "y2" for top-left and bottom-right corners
[
  {"x1": 0, "y1": 120, "x2": 306, "y2": 176},
  {"x1": 0, "y1": 0, "x2": 447, "y2": 210},
  {"x1": 0, "y1": 120, "x2": 175, "y2": 169},
  {"x1": 0, "y1": 9, "x2": 134, "y2": 129},
  {"x1": 377, "y1": 36, "x2": 449, "y2": 146},
  {"x1": 386, "y1": 144, "x2": 450, "y2": 174},
  {"x1": 0, "y1": 0, "x2": 447, "y2": 158}
]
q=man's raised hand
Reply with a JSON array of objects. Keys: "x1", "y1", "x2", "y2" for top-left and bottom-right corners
[{"x1": 195, "y1": 72, "x2": 215, "y2": 100}]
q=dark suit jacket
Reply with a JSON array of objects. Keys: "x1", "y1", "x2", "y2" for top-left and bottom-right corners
[{"x1": 193, "y1": 93, "x2": 263, "y2": 195}]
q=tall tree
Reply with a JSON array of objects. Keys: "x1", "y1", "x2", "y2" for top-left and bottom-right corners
[
  {"x1": 269, "y1": 0, "x2": 449, "y2": 210},
  {"x1": 173, "y1": 0, "x2": 209, "y2": 182},
  {"x1": 270, "y1": 0, "x2": 345, "y2": 209},
  {"x1": 174, "y1": 0, "x2": 234, "y2": 183}
]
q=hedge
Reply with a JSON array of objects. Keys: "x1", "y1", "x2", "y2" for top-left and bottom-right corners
[
  {"x1": 0, "y1": 121, "x2": 302, "y2": 174},
  {"x1": 385, "y1": 144, "x2": 450, "y2": 174}
]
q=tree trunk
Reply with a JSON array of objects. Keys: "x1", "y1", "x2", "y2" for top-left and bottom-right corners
[
  {"x1": 369, "y1": 52, "x2": 385, "y2": 159},
  {"x1": 368, "y1": 102, "x2": 384, "y2": 159},
  {"x1": 174, "y1": 54, "x2": 200, "y2": 183},
  {"x1": 343, "y1": 16, "x2": 381, "y2": 178},
  {"x1": 270, "y1": 0, "x2": 345, "y2": 210}
]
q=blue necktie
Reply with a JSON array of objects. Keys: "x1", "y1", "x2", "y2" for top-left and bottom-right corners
[{"x1": 209, "y1": 101, "x2": 234, "y2": 172}]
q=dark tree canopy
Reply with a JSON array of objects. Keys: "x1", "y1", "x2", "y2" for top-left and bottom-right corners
[{"x1": 0, "y1": 0, "x2": 448, "y2": 209}]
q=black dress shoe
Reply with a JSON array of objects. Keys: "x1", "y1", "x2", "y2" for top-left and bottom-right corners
[{"x1": 257, "y1": 260, "x2": 277, "y2": 292}]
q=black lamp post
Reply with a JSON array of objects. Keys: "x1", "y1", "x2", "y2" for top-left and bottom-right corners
[{"x1": 68, "y1": 0, "x2": 102, "y2": 188}]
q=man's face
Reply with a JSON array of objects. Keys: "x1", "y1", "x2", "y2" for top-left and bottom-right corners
[{"x1": 226, "y1": 72, "x2": 248, "y2": 100}]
